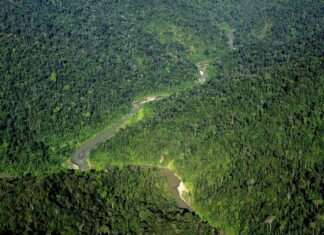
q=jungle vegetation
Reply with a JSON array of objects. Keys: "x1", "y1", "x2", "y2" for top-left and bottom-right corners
[
  {"x1": 0, "y1": 167, "x2": 213, "y2": 234},
  {"x1": 0, "y1": 0, "x2": 323, "y2": 234}
]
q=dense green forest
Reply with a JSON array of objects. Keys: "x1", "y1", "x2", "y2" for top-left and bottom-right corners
[
  {"x1": 1, "y1": 0, "x2": 212, "y2": 173},
  {"x1": 89, "y1": 0, "x2": 324, "y2": 234},
  {"x1": 0, "y1": 0, "x2": 323, "y2": 234},
  {"x1": 0, "y1": 167, "x2": 213, "y2": 234}
]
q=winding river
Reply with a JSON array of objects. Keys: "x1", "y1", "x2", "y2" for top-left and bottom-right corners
[
  {"x1": 71, "y1": 65, "x2": 207, "y2": 210},
  {"x1": 71, "y1": 96, "x2": 192, "y2": 210}
]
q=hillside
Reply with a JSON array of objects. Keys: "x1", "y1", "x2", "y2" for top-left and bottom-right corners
[
  {"x1": 1, "y1": 0, "x2": 209, "y2": 173},
  {"x1": 89, "y1": 0, "x2": 324, "y2": 233}
]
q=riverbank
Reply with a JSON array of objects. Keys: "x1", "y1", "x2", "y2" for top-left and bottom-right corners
[{"x1": 70, "y1": 63, "x2": 208, "y2": 212}]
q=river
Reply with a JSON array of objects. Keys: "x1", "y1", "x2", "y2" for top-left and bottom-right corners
[{"x1": 71, "y1": 66, "x2": 207, "y2": 210}]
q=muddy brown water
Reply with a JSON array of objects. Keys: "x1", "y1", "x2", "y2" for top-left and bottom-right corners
[{"x1": 71, "y1": 102, "x2": 146, "y2": 169}]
